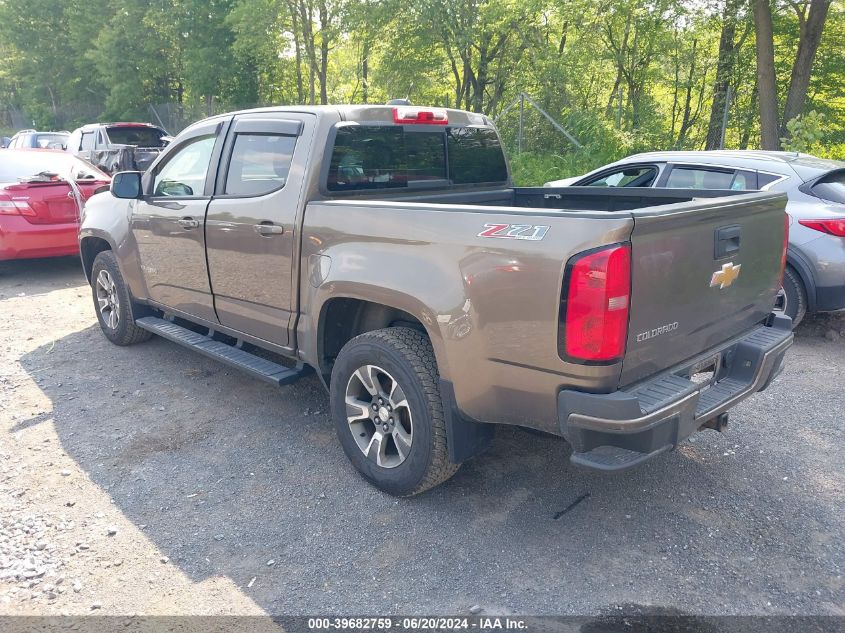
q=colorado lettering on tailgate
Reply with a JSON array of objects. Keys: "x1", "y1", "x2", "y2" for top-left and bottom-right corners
[{"x1": 636, "y1": 321, "x2": 679, "y2": 343}]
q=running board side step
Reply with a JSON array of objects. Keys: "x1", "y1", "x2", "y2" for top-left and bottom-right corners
[{"x1": 136, "y1": 316, "x2": 310, "y2": 387}]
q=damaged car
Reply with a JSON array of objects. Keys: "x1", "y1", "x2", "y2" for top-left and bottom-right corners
[{"x1": 67, "y1": 122, "x2": 170, "y2": 174}]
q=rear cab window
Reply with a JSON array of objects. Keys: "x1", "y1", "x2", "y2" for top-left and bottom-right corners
[
  {"x1": 326, "y1": 125, "x2": 507, "y2": 193},
  {"x1": 105, "y1": 126, "x2": 167, "y2": 148}
]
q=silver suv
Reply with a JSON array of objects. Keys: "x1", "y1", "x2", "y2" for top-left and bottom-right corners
[
  {"x1": 7, "y1": 129, "x2": 70, "y2": 150},
  {"x1": 547, "y1": 150, "x2": 845, "y2": 325}
]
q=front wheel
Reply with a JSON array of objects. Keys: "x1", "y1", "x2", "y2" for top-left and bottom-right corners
[
  {"x1": 90, "y1": 250, "x2": 152, "y2": 346},
  {"x1": 330, "y1": 327, "x2": 460, "y2": 496}
]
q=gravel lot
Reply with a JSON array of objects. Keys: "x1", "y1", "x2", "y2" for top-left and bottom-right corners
[{"x1": 1, "y1": 256, "x2": 843, "y2": 617}]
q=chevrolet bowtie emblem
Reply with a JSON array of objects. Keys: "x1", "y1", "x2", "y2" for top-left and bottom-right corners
[{"x1": 710, "y1": 262, "x2": 742, "y2": 289}]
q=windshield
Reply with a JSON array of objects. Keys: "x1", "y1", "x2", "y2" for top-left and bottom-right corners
[
  {"x1": 106, "y1": 126, "x2": 167, "y2": 147},
  {"x1": 326, "y1": 125, "x2": 508, "y2": 192},
  {"x1": 34, "y1": 133, "x2": 69, "y2": 149},
  {"x1": 0, "y1": 151, "x2": 109, "y2": 184}
]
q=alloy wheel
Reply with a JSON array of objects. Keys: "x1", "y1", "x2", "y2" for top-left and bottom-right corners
[
  {"x1": 773, "y1": 286, "x2": 788, "y2": 314},
  {"x1": 344, "y1": 364, "x2": 413, "y2": 468},
  {"x1": 96, "y1": 269, "x2": 120, "y2": 330}
]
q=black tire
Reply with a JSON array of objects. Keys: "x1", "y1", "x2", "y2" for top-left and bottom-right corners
[
  {"x1": 90, "y1": 250, "x2": 152, "y2": 346},
  {"x1": 779, "y1": 265, "x2": 807, "y2": 328},
  {"x1": 330, "y1": 327, "x2": 460, "y2": 496}
]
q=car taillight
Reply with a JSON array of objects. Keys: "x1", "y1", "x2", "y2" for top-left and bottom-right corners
[
  {"x1": 797, "y1": 218, "x2": 845, "y2": 237},
  {"x1": 393, "y1": 107, "x2": 448, "y2": 125},
  {"x1": 560, "y1": 243, "x2": 631, "y2": 363},
  {"x1": 0, "y1": 200, "x2": 35, "y2": 216},
  {"x1": 781, "y1": 213, "x2": 790, "y2": 281}
]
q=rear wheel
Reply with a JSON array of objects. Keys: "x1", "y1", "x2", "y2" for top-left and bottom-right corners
[
  {"x1": 330, "y1": 327, "x2": 459, "y2": 496},
  {"x1": 774, "y1": 265, "x2": 807, "y2": 328},
  {"x1": 91, "y1": 251, "x2": 152, "y2": 346}
]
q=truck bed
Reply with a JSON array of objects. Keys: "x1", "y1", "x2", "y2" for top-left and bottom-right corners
[
  {"x1": 341, "y1": 185, "x2": 750, "y2": 212},
  {"x1": 304, "y1": 187, "x2": 787, "y2": 420}
]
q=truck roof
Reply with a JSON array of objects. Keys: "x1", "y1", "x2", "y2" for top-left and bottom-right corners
[
  {"x1": 192, "y1": 104, "x2": 493, "y2": 129},
  {"x1": 76, "y1": 122, "x2": 164, "y2": 132}
]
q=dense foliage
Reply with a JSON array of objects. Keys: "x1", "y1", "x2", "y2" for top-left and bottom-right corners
[{"x1": 0, "y1": 0, "x2": 842, "y2": 183}]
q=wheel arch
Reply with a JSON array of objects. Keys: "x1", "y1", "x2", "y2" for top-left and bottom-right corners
[
  {"x1": 79, "y1": 232, "x2": 116, "y2": 283},
  {"x1": 786, "y1": 247, "x2": 816, "y2": 313},
  {"x1": 316, "y1": 295, "x2": 440, "y2": 384}
]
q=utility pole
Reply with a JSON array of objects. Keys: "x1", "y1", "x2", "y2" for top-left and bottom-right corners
[{"x1": 518, "y1": 93, "x2": 525, "y2": 154}]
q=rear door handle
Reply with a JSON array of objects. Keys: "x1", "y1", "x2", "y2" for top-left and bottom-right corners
[
  {"x1": 177, "y1": 217, "x2": 199, "y2": 229},
  {"x1": 254, "y1": 222, "x2": 284, "y2": 236}
]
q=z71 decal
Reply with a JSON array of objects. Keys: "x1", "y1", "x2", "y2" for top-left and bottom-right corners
[{"x1": 477, "y1": 223, "x2": 550, "y2": 241}]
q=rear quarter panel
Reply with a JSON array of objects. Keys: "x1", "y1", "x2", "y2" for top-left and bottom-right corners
[{"x1": 299, "y1": 200, "x2": 633, "y2": 431}]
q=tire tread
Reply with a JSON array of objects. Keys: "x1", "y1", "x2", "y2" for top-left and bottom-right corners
[
  {"x1": 91, "y1": 251, "x2": 152, "y2": 346},
  {"x1": 338, "y1": 327, "x2": 459, "y2": 496},
  {"x1": 783, "y1": 265, "x2": 807, "y2": 327}
]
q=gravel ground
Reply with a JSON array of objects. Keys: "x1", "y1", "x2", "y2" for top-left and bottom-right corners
[{"x1": 0, "y1": 256, "x2": 843, "y2": 617}]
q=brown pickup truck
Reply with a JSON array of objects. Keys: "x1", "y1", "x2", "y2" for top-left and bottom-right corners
[{"x1": 78, "y1": 105, "x2": 793, "y2": 496}]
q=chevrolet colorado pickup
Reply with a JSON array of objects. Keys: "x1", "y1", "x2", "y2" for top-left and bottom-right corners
[{"x1": 78, "y1": 105, "x2": 793, "y2": 496}]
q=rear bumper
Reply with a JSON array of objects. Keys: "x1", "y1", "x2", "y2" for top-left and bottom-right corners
[
  {"x1": 558, "y1": 314, "x2": 793, "y2": 472},
  {"x1": 0, "y1": 216, "x2": 79, "y2": 260}
]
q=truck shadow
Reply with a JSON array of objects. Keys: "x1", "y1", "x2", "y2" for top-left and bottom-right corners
[
  {"x1": 15, "y1": 323, "x2": 842, "y2": 615},
  {"x1": 0, "y1": 256, "x2": 83, "y2": 285}
]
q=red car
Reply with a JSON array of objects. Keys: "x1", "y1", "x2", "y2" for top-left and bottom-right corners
[{"x1": 0, "y1": 149, "x2": 110, "y2": 260}]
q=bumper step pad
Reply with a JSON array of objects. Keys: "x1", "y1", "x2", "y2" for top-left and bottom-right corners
[
  {"x1": 136, "y1": 316, "x2": 310, "y2": 387},
  {"x1": 570, "y1": 444, "x2": 671, "y2": 472}
]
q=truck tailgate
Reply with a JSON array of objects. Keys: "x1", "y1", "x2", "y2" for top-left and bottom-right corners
[{"x1": 621, "y1": 192, "x2": 787, "y2": 386}]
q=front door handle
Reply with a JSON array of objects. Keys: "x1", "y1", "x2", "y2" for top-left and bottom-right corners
[
  {"x1": 254, "y1": 222, "x2": 284, "y2": 236},
  {"x1": 178, "y1": 217, "x2": 199, "y2": 229}
]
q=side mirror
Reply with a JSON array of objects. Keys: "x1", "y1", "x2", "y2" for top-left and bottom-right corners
[{"x1": 111, "y1": 171, "x2": 143, "y2": 199}]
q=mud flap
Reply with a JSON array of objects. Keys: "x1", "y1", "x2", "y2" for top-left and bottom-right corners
[{"x1": 439, "y1": 379, "x2": 495, "y2": 464}]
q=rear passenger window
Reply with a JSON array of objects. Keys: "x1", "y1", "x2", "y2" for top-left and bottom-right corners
[
  {"x1": 758, "y1": 172, "x2": 786, "y2": 189},
  {"x1": 666, "y1": 167, "x2": 738, "y2": 190},
  {"x1": 225, "y1": 134, "x2": 297, "y2": 196},
  {"x1": 580, "y1": 166, "x2": 657, "y2": 187}
]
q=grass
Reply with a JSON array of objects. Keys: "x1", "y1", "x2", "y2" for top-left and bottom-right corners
[{"x1": 507, "y1": 150, "x2": 623, "y2": 186}]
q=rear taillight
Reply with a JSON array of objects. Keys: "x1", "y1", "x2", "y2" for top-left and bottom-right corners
[
  {"x1": 393, "y1": 107, "x2": 448, "y2": 125},
  {"x1": 781, "y1": 213, "x2": 790, "y2": 281},
  {"x1": 560, "y1": 243, "x2": 631, "y2": 363},
  {"x1": 797, "y1": 218, "x2": 845, "y2": 237},
  {"x1": 0, "y1": 200, "x2": 35, "y2": 216}
]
